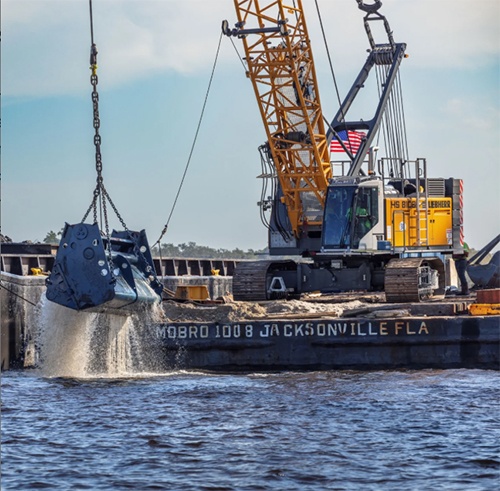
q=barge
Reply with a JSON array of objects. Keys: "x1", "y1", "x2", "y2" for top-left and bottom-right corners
[{"x1": 1, "y1": 255, "x2": 498, "y2": 371}]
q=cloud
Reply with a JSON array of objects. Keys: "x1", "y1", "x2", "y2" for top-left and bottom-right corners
[
  {"x1": 2, "y1": 0, "x2": 499, "y2": 98},
  {"x1": 310, "y1": 0, "x2": 499, "y2": 72},
  {"x1": 444, "y1": 98, "x2": 500, "y2": 132},
  {"x1": 387, "y1": 0, "x2": 499, "y2": 69},
  {"x1": 2, "y1": 0, "x2": 231, "y2": 97}
]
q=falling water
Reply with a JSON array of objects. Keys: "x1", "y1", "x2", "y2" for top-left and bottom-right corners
[{"x1": 36, "y1": 295, "x2": 166, "y2": 378}]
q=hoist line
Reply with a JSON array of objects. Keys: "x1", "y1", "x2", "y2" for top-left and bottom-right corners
[
  {"x1": 314, "y1": 0, "x2": 343, "y2": 110},
  {"x1": 314, "y1": 0, "x2": 351, "y2": 150},
  {"x1": 229, "y1": 37, "x2": 247, "y2": 72},
  {"x1": 152, "y1": 31, "x2": 224, "y2": 249},
  {"x1": 376, "y1": 65, "x2": 394, "y2": 175},
  {"x1": 393, "y1": 78, "x2": 406, "y2": 163},
  {"x1": 89, "y1": 0, "x2": 95, "y2": 45},
  {"x1": 381, "y1": 67, "x2": 393, "y2": 162},
  {"x1": 0, "y1": 282, "x2": 38, "y2": 307},
  {"x1": 387, "y1": 69, "x2": 407, "y2": 166},
  {"x1": 396, "y1": 71, "x2": 410, "y2": 161},
  {"x1": 386, "y1": 68, "x2": 402, "y2": 162},
  {"x1": 375, "y1": 60, "x2": 411, "y2": 180}
]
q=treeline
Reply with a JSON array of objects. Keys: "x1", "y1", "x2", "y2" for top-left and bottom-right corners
[
  {"x1": 157, "y1": 242, "x2": 267, "y2": 259},
  {"x1": 42, "y1": 231, "x2": 265, "y2": 259}
]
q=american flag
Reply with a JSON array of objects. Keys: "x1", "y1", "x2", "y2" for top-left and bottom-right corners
[{"x1": 330, "y1": 130, "x2": 365, "y2": 154}]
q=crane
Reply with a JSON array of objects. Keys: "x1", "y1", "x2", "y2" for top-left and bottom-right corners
[{"x1": 223, "y1": 0, "x2": 465, "y2": 302}]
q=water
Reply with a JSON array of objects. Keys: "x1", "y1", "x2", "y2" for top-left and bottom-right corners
[
  {"x1": 34, "y1": 299, "x2": 165, "y2": 378},
  {"x1": 2, "y1": 369, "x2": 499, "y2": 490},
  {"x1": 2, "y1": 302, "x2": 499, "y2": 490}
]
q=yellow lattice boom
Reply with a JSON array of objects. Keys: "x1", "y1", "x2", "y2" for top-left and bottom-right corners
[{"x1": 233, "y1": 0, "x2": 331, "y2": 237}]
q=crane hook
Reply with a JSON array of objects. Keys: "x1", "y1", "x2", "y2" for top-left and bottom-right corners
[{"x1": 356, "y1": 0, "x2": 383, "y2": 14}]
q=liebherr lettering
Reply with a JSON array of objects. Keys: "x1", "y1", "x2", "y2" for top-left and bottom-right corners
[{"x1": 389, "y1": 199, "x2": 450, "y2": 209}]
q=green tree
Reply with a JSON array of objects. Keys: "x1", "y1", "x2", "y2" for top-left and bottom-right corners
[
  {"x1": 158, "y1": 241, "x2": 267, "y2": 259},
  {"x1": 43, "y1": 229, "x2": 62, "y2": 244}
]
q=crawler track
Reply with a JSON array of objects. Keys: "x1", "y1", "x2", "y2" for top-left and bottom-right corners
[
  {"x1": 233, "y1": 257, "x2": 445, "y2": 303},
  {"x1": 384, "y1": 257, "x2": 445, "y2": 303},
  {"x1": 384, "y1": 258, "x2": 423, "y2": 303},
  {"x1": 232, "y1": 261, "x2": 271, "y2": 301}
]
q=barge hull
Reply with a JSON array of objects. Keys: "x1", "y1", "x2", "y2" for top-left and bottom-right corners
[
  {"x1": 1, "y1": 270, "x2": 499, "y2": 371},
  {"x1": 155, "y1": 317, "x2": 499, "y2": 371}
]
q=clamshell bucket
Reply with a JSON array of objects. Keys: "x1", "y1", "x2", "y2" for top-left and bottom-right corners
[
  {"x1": 466, "y1": 235, "x2": 500, "y2": 289},
  {"x1": 467, "y1": 251, "x2": 500, "y2": 289},
  {"x1": 45, "y1": 223, "x2": 163, "y2": 314}
]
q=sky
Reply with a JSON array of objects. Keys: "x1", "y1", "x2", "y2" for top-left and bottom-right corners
[{"x1": 2, "y1": 0, "x2": 499, "y2": 252}]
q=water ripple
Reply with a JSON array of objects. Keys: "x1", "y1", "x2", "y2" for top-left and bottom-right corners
[{"x1": 1, "y1": 369, "x2": 499, "y2": 490}]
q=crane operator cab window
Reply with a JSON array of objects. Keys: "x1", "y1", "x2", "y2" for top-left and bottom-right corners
[{"x1": 323, "y1": 185, "x2": 379, "y2": 250}]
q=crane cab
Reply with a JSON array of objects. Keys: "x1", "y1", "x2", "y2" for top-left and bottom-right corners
[{"x1": 322, "y1": 177, "x2": 384, "y2": 252}]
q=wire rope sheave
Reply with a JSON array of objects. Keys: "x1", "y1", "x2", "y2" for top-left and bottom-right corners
[{"x1": 46, "y1": 223, "x2": 163, "y2": 313}]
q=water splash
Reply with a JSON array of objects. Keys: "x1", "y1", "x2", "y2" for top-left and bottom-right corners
[
  {"x1": 36, "y1": 296, "x2": 98, "y2": 378},
  {"x1": 36, "y1": 295, "x2": 166, "y2": 379}
]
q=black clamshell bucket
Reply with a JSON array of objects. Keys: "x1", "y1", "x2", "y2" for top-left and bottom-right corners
[
  {"x1": 467, "y1": 251, "x2": 500, "y2": 289},
  {"x1": 45, "y1": 223, "x2": 163, "y2": 314}
]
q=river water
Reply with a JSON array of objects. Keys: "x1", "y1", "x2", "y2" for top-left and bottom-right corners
[
  {"x1": 2, "y1": 368, "x2": 499, "y2": 490},
  {"x1": 2, "y1": 302, "x2": 500, "y2": 489}
]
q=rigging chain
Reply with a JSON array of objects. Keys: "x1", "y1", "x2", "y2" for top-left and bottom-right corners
[
  {"x1": 82, "y1": 0, "x2": 127, "y2": 239},
  {"x1": 152, "y1": 31, "x2": 223, "y2": 249}
]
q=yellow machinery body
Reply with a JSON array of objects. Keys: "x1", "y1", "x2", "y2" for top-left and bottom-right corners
[
  {"x1": 385, "y1": 197, "x2": 453, "y2": 248},
  {"x1": 469, "y1": 304, "x2": 500, "y2": 316},
  {"x1": 175, "y1": 285, "x2": 210, "y2": 302}
]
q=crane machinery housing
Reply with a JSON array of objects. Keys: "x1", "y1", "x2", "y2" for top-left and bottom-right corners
[{"x1": 223, "y1": 0, "x2": 464, "y2": 302}]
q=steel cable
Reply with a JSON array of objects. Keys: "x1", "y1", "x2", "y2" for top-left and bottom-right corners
[{"x1": 152, "y1": 31, "x2": 224, "y2": 249}]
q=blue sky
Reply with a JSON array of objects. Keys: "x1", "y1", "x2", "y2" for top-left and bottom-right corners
[{"x1": 2, "y1": 0, "x2": 499, "y2": 251}]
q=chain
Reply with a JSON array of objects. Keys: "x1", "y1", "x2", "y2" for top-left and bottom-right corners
[
  {"x1": 93, "y1": 51, "x2": 109, "y2": 248},
  {"x1": 81, "y1": 191, "x2": 97, "y2": 223},
  {"x1": 82, "y1": 43, "x2": 128, "y2": 237},
  {"x1": 90, "y1": 44, "x2": 103, "y2": 222},
  {"x1": 88, "y1": 42, "x2": 113, "y2": 268},
  {"x1": 81, "y1": 0, "x2": 133, "y2": 278},
  {"x1": 102, "y1": 186, "x2": 128, "y2": 230},
  {"x1": 81, "y1": 57, "x2": 98, "y2": 224}
]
